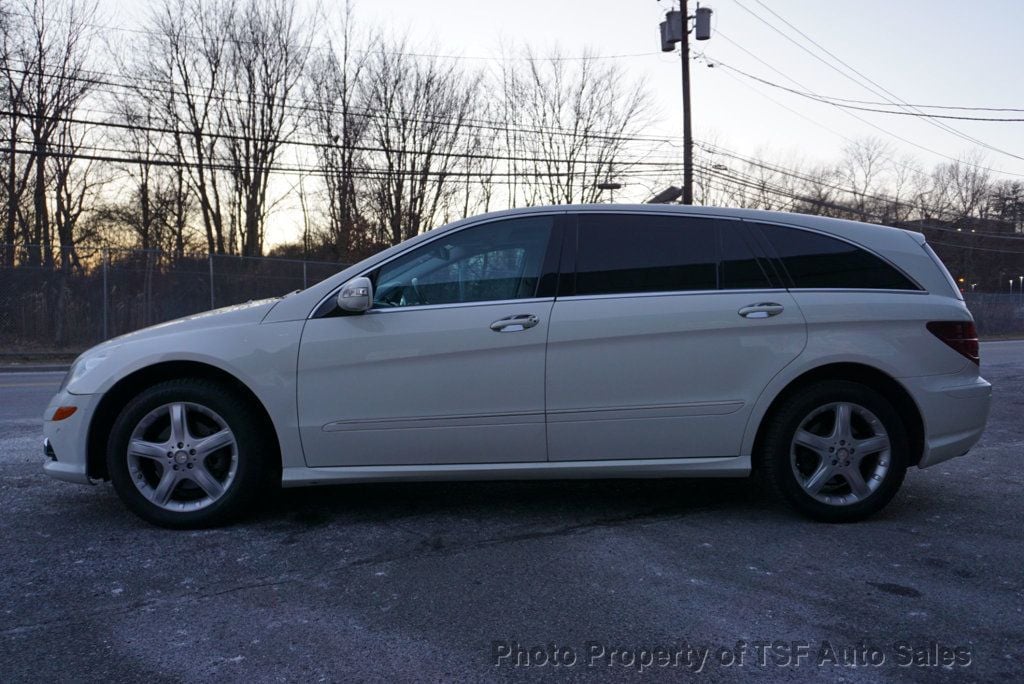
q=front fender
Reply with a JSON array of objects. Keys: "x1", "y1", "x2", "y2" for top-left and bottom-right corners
[{"x1": 74, "y1": 319, "x2": 307, "y2": 471}]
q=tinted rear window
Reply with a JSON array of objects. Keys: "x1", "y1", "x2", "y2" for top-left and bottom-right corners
[
  {"x1": 720, "y1": 227, "x2": 771, "y2": 290},
  {"x1": 574, "y1": 214, "x2": 772, "y2": 295},
  {"x1": 576, "y1": 214, "x2": 718, "y2": 295},
  {"x1": 754, "y1": 223, "x2": 918, "y2": 290}
]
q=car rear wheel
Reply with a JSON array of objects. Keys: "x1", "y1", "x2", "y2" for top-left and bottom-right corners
[
  {"x1": 107, "y1": 378, "x2": 274, "y2": 528},
  {"x1": 761, "y1": 380, "x2": 909, "y2": 523}
]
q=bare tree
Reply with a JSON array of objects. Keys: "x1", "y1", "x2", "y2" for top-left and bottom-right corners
[
  {"x1": 990, "y1": 179, "x2": 1023, "y2": 233},
  {"x1": 305, "y1": 1, "x2": 370, "y2": 259},
  {"x1": 792, "y1": 163, "x2": 842, "y2": 216},
  {"x1": 453, "y1": 126, "x2": 499, "y2": 220},
  {"x1": 50, "y1": 114, "x2": 103, "y2": 267},
  {"x1": 108, "y1": 17, "x2": 195, "y2": 258},
  {"x1": 0, "y1": 0, "x2": 97, "y2": 267},
  {"x1": 931, "y1": 151, "x2": 992, "y2": 221},
  {"x1": 838, "y1": 137, "x2": 891, "y2": 220},
  {"x1": 361, "y1": 36, "x2": 481, "y2": 244},
  {"x1": 503, "y1": 48, "x2": 652, "y2": 206},
  {"x1": 881, "y1": 155, "x2": 924, "y2": 224},
  {"x1": 0, "y1": 0, "x2": 17, "y2": 265},
  {"x1": 147, "y1": 0, "x2": 231, "y2": 254},
  {"x1": 221, "y1": 0, "x2": 311, "y2": 256}
]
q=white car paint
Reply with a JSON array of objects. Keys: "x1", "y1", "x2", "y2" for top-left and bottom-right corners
[
  {"x1": 43, "y1": 204, "x2": 991, "y2": 491},
  {"x1": 297, "y1": 297, "x2": 554, "y2": 467},
  {"x1": 545, "y1": 288, "x2": 806, "y2": 461}
]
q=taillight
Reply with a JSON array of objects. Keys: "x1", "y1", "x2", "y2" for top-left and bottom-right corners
[{"x1": 927, "y1": 321, "x2": 979, "y2": 365}]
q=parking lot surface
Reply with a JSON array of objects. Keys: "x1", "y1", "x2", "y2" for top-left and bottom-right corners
[{"x1": 1, "y1": 342, "x2": 1022, "y2": 682}]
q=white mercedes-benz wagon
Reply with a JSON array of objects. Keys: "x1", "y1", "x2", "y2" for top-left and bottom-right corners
[{"x1": 43, "y1": 205, "x2": 991, "y2": 527}]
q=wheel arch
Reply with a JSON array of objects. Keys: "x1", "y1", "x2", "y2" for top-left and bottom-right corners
[
  {"x1": 749, "y1": 362, "x2": 925, "y2": 471},
  {"x1": 86, "y1": 360, "x2": 282, "y2": 481}
]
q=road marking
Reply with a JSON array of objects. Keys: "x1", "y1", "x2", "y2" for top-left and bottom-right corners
[{"x1": 0, "y1": 370, "x2": 67, "y2": 375}]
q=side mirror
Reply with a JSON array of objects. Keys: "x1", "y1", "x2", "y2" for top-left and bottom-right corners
[{"x1": 336, "y1": 276, "x2": 373, "y2": 313}]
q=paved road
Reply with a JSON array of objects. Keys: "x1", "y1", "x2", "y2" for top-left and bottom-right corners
[{"x1": 1, "y1": 345, "x2": 1022, "y2": 682}]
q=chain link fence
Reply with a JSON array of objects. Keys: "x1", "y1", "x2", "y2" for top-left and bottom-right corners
[
  {"x1": 0, "y1": 245, "x2": 347, "y2": 354},
  {"x1": 0, "y1": 244, "x2": 1022, "y2": 354},
  {"x1": 963, "y1": 292, "x2": 1024, "y2": 337}
]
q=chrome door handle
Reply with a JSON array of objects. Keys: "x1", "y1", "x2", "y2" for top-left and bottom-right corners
[
  {"x1": 490, "y1": 314, "x2": 539, "y2": 332},
  {"x1": 738, "y1": 302, "x2": 784, "y2": 319}
]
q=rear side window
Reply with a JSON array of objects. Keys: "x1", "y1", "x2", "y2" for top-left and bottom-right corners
[
  {"x1": 575, "y1": 214, "x2": 770, "y2": 296},
  {"x1": 577, "y1": 214, "x2": 717, "y2": 295},
  {"x1": 753, "y1": 223, "x2": 918, "y2": 290},
  {"x1": 720, "y1": 227, "x2": 771, "y2": 290}
]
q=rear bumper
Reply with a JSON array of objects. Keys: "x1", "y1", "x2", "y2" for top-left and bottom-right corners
[
  {"x1": 42, "y1": 390, "x2": 100, "y2": 485},
  {"x1": 901, "y1": 368, "x2": 991, "y2": 468}
]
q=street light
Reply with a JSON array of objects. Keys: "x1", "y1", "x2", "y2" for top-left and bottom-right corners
[
  {"x1": 596, "y1": 181, "x2": 623, "y2": 203},
  {"x1": 647, "y1": 186, "x2": 684, "y2": 204}
]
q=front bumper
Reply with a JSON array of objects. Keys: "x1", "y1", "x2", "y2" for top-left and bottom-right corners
[
  {"x1": 42, "y1": 390, "x2": 101, "y2": 485},
  {"x1": 901, "y1": 367, "x2": 992, "y2": 469}
]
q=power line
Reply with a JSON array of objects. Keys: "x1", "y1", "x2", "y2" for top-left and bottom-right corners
[
  {"x1": 748, "y1": 93, "x2": 1024, "y2": 114},
  {"x1": 8, "y1": 139, "x2": 684, "y2": 181},
  {"x1": 926, "y1": 239, "x2": 1024, "y2": 255},
  {"x1": 1, "y1": 63, "x2": 1019, "y2": 232},
  {"x1": 713, "y1": 61, "x2": 1024, "y2": 122},
  {"x1": 734, "y1": 0, "x2": 1024, "y2": 165},
  {"x1": 696, "y1": 161, "x2": 1024, "y2": 238},
  {"x1": 9, "y1": 102, "x2": 1017, "y2": 238},
  {"x1": 0, "y1": 61, "x2": 682, "y2": 149},
  {"x1": 708, "y1": 33, "x2": 943, "y2": 180},
  {"x1": 745, "y1": 0, "x2": 1015, "y2": 109},
  {"x1": 708, "y1": 32, "x2": 1024, "y2": 179},
  {"x1": 0, "y1": 109, "x2": 686, "y2": 173},
  {"x1": 3, "y1": 7, "x2": 661, "y2": 63}
]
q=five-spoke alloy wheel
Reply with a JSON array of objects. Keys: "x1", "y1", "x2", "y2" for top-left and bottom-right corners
[
  {"x1": 762, "y1": 380, "x2": 909, "y2": 523},
  {"x1": 108, "y1": 378, "x2": 275, "y2": 528},
  {"x1": 790, "y1": 402, "x2": 891, "y2": 506},
  {"x1": 127, "y1": 402, "x2": 239, "y2": 512}
]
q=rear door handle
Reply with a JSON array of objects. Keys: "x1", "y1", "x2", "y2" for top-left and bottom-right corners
[
  {"x1": 490, "y1": 314, "x2": 539, "y2": 332},
  {"x1": 738, "y1": 302, "x2": 785, "y2": 319}
]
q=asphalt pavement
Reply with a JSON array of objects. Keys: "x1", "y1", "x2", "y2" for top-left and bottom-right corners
[{"x1": 1, "y1": 343, "x2": 1022, "y2": 682}]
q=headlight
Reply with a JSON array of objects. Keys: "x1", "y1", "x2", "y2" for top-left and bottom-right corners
[
  {"x1": 58, "y1": 366, "x2": 73, "y2": 392},
  {"x1": 63, "y1": 353, "x2": 108, "y2": 393}
]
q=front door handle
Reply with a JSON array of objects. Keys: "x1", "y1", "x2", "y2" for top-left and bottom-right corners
[
  {"x1": 738, "y1": 302, "x2": 785, "y2": 319},
  {"x1": 490, "y1": 314, "x2": 539, "y2": 332}
]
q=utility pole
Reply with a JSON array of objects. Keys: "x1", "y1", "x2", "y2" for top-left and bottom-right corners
[
  {"x1": 680, "y1": 0, "x2": 693, "y2": 205},
  {"x1": 661, "y1": 3, "x2": 713, "y2": 205}
]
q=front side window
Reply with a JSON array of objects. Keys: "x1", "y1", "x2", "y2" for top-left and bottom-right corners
[
  {"x1": 753, "y1": 222, "x2": 919, "y2": 290},
  {"x1": 372, "y1": 216, "x2": 554, "y2": 308}
]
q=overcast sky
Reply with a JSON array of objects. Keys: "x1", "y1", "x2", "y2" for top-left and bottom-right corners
[
  {"x1": 97, "y1": 0, "x2": 1024, "y2": 243},
  {"x1": 99, "y1": 0, "x2": 1024, "y2": 172},
  {"x1": 352, "y1": 0, "x2": 1024, "y2": 177}
]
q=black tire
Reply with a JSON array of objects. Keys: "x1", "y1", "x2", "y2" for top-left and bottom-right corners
[
  {"x1": 760, "y1": 380, "x2": 909, "y2": 523},
  {"x1": 107, "y1": 378, "x2": 276, "y2": 528}
]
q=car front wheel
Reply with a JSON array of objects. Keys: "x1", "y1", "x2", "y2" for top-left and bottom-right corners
[
  {"x1": 107, "y1": 378, "x2": 274, "y2": 528},
  {"x1": 761, "y1": 380, "x2": 910, "y2": 523}
]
